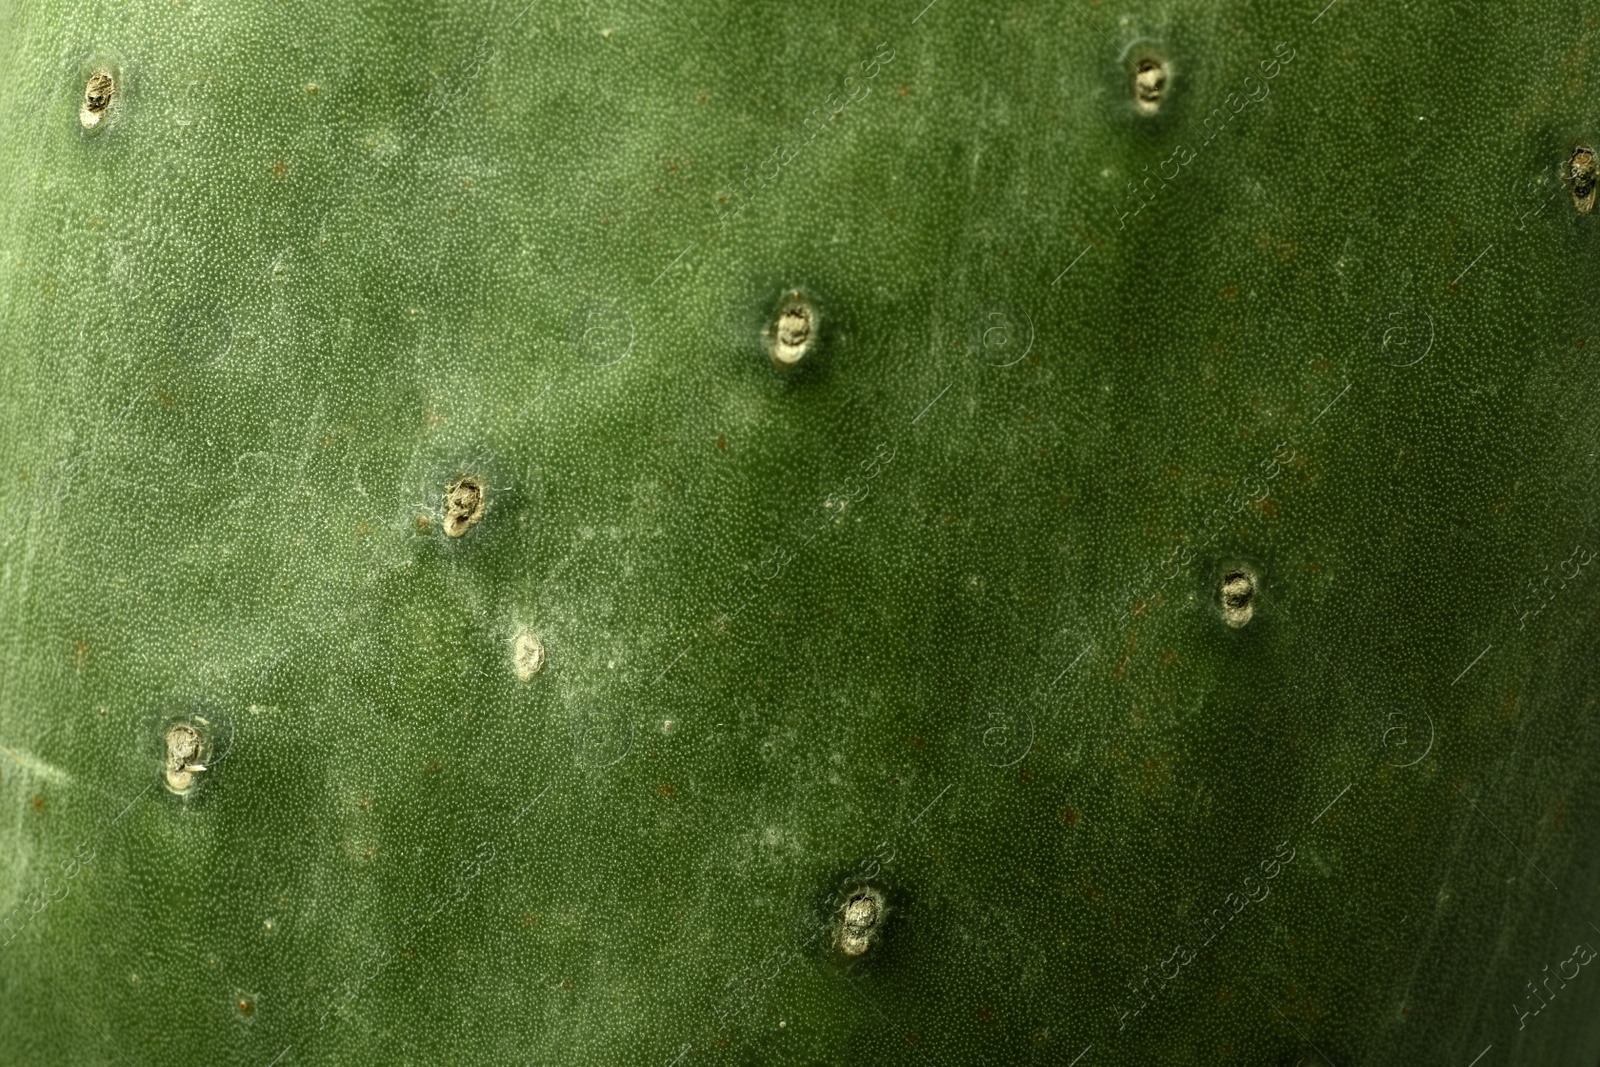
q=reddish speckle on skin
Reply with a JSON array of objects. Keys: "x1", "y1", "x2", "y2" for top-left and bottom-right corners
[
  {"x1": 715, "y1": 436, "x2": 726, "y2": 450},
  {"x1": 1545, "y1": 795, "x2": 1569, "y2": 833},
  {"x1": 908, "y1": 734, "x2": 926, "y2": 750},
  {"x1": 658, "y1": 782, "x2": 676, "y2": 797},
  {"x1": 1220, "y1": 285, "x2": 1239, "y2": 300},
  {"x1": 30, "y1": 794, "x2": 44, "y2": 812},
  {"x1": 1499, "y1": 689, "x2": 1521, "y2": 723},
  {"x1": 1059, "y1": 806, "x2": 1079, "y2": 825},
  {"x1": 905, "y1": 1031, "x2": 920, "y2": 1045},
  {"x1": 1141, "y1": 757, "x2": 1168, "y2": 793},
  {"x1": 976, "y1": 1006, "x2": 994, "y2": 1024}
]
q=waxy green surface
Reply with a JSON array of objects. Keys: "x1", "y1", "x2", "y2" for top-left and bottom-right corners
[{"x1": 1, "y1": 0, "x2": 1598, "y2": 1063}]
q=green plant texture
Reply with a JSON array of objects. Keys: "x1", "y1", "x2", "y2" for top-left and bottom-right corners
[{"x1": 1, "y1": 0, "x2": 1598, "y2": 1064}]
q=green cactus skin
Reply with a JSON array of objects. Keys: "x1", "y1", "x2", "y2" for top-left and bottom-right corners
[{"x1": 1, "y1": 0, "x2": 1598, "y2": 1064}]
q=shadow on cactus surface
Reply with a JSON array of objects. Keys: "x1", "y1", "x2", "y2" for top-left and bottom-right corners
[{"x1": 1, "y1": 0, "x2": 1598, "y2": 1064}]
